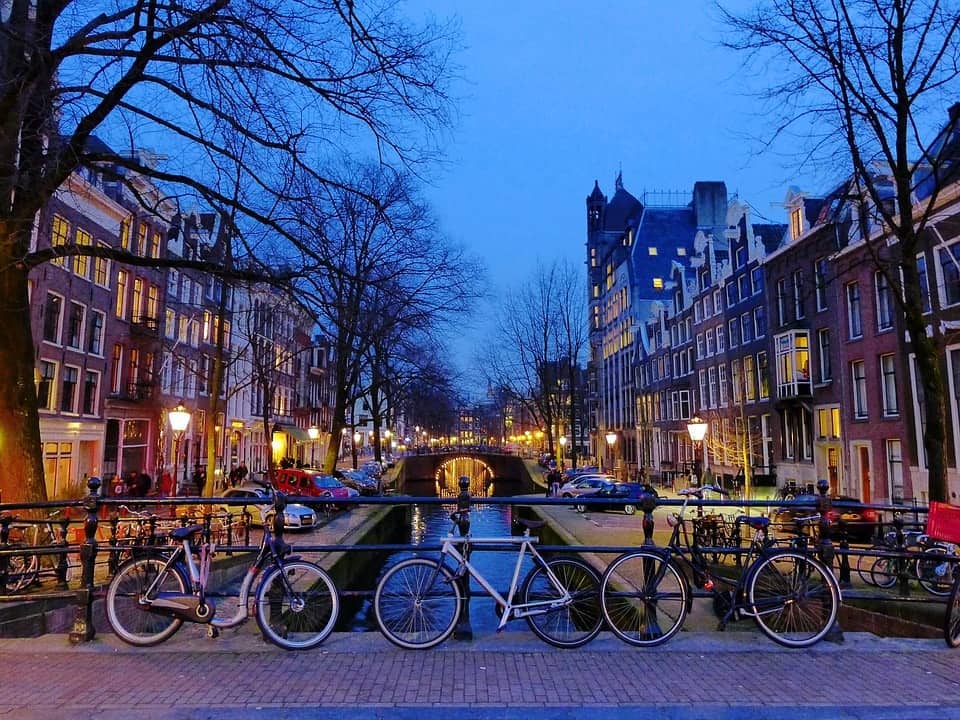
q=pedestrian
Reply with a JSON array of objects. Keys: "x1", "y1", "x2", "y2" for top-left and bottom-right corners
[
  {"x1": 136, "y1": 472, "x2": 151, "y2": 497},
  {"x1": 192, "y1": 463, "x2": 206, "y2": 495},
  {"x1": 160, "y1": 468, "x2": 174, "y2": 497},
  {"x1": 237, "y1": 462, "x2": 248, "y2": 485},
  {"x1": 547, "y1": 467, "x2": 561, "y2": 497}
]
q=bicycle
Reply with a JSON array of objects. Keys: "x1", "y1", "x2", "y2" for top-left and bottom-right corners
[
  {"x1": 599, "y1": 484, "x2": 841, "y2": 648},
  {"x1": 373, "y1": 511, "x2": 602, "y2": 649},
  {"x1": 2, "y1": 509, "x2": 75, "y2": 591},
  {"x1": 105, "y1": 487, "x2": 339, "y2": 650}
]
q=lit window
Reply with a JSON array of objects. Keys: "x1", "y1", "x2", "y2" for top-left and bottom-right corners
[
  {"x1": 648, "y1": 247, "x2": 658, "y2": 256},
  {"x1": 653, "y1": 278, "x2": 663, "y2": 289}
]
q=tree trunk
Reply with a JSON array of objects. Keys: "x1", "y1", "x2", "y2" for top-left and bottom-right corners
[{"x1": 0, "y1": 242, "x2": 47, "y2": 505}]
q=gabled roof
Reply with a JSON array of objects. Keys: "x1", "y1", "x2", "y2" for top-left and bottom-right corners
[
  {"x1": 604, "y1": 185, "x2": 643, "y2": 231},
  {"x1": 754, "y1": 223, "x2": 786, "y2": 254}
]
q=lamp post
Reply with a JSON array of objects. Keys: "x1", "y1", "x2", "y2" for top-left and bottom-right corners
[
  {"x1": 353, "y1": 431, "x2": 361, "y2": 469},
  {"x1": 168, "y1": 402, "x2": 191, "y2": 497},
  {"x1": 383, "y1": 429, "x2": 392, "y2": 458},
  {"x1": 605, "y1": 431, "x2": 617, "y2": 477},
  {"x1": 686, "y1": 415, "x2": 708, "y2": 487},
  {"x1": 558, "y1": 435, "x2": 567, "y2": 468},
  {"x1": 307, "y1": 426, "x2": 319, "y2": 467}
]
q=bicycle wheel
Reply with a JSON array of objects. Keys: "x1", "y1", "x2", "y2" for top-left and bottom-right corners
[
  {"x1": 255, "y1": 560, "x2": 340, "y2": 650},
  {"x1": 944, "y1": 574, "x2": 960, "y2": 647},
  {"x1": 916, "y1": 545, "x2": 955, "y2": 596},
  {"x1": 374, "y1": 558, "x2": 461, "y2": 649},
  {"x1": 868, "y1": 555, "x2": 899, "y2": 589},
  {"x1": 746, "y1": 550, "x2": 839, "y2": 648},
  {"x1": 600, "y1": 550, "x2": 687, "y2": 647},
  {"x1": 105, "y1": 556, "x2": 188, "y2": 646},
  {"x1": 2, "y1": 545, "x2": 38, "y2": 592},
  {"x1": 520, "y1": 557, "x2": 602, "y2": 648},
  {"x1": 856, "y1": 544, "x2": 885, "y2": 586}
]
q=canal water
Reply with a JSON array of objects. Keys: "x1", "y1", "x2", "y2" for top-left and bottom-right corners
[{"x1": 345, "y1": 502, "x2": 538, "y2": 633}]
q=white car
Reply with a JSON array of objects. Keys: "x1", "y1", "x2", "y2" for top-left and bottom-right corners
[
  {"x1": 558, "y1": 475, "x2": 616, "y2": 498},
  {"x1": 218, "y1": 485, "x2": 317, "y2": 531}
]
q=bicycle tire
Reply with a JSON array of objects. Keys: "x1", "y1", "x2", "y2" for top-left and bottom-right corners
[
  {"x1": 943, "y1": 574, "x2": 960, "y2": 648},
  {"x1": 520, "y1": 557, "x2": 602, "y2": 648},
  {"x1": 600, "y1": 550, "x2": 688, "y2": 647},
  {"x1": 105, "y1": 555, "x2": 188, "y2": 646},
  {"x1": 374, "y1": 558, "x2": 461, "y2": 649},
  {"x1": 868, "y1": 555, "x2": 899, "y2": 589},
  {"x1": 2, "y1": 545, "x2": 38, "y2": 592},
  {"x1": 856, "y1": 544, "x2": 886, "y2": 586},
  {"x1": 746, "y1": 549, "x2": 839, "y2": 648},
  {"x1": 255, "y1": 560, "x2": 340, "y2": 650},
  {"x1": 915, "y1": 545, "x2": 955, "y2": 596}
]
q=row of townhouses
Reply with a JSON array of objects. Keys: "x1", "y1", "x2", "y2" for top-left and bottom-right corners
[
  {"x1": 588, "y1": 105, "x2": 960, "y2": 506},
  {"x1": 32, "y1": 143, "x2": 339, "y2": 498}
]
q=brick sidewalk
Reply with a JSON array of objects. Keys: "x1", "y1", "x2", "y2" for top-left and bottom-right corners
[{"x1": 1, "y1": 629, "x2": 958, "y2": 719}]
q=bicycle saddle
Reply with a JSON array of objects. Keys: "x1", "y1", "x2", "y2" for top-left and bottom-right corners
[{"x1": 169, "y1": 524, "x2": 205, "y2": 540}]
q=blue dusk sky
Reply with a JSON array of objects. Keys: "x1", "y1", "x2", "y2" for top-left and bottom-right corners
[{"x1": 403, "y1": 1, "x2": 824, "y2": 368}]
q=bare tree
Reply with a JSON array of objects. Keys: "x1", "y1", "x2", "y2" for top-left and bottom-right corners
[
  {"x1": 719, "y1": 0, "x2": 960, "y2": 501},
  {"x1": 0, "y1": 0, "x2": 457, "y2": 503},
  {"x1": 292, "y1": 161, "x2": 482, "y2": 473}
]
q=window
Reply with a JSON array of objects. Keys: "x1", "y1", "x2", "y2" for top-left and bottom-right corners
[
  {"x1": 793, "y1": 270, "x2": 805, "y2": 319},
  {"x1": 718, "y1": 364, "x2": 728, "y2": 406},
  {"x1": 716, "y1": 324, "x2": 725, "y2": 352},
  {"x1": 726, "y1": 283, "x2": 738, "y2": 308},
  {"x1": 120, "y1": 218, "x2": 131, "y2": 251},
  {"x1": 887, "y1": 440, "x2": 904, "y2": 501},
  {"x1": 136, "y1": 224, "x2": 147, "y2": 256},
  {"x1": 754, "y1": 306, "x2": 766, "y2": 338},
  {"x1": 43, "y1": 293, "x2": 63, "y2": 343},
  {"x1": 790, "y1": 207, "x2": 803, "y2": 240},
  {"x1": 705, "y1": 329, "x2": 715, "y2": 356},
  {"x1": 881, "y1": 354, "x2": 898, "y2": 416},
  {"x1": 846, "y1": 282, "x2": 862, "y2": 338},
  {"x1": 703, "y1": 294, "x2": 713, "y2": 317},
  {"x1": 93, "y1": 242, "x2": 110, "y2": 287},
  {"x1": 815, "y1": 257, "x2": 829, "y2": 311},
  {"x1": 939, "y1": 243, "x2": 960, "y2": 307},
  {"x1": 168, "y1": 269, "x2": 179, "y2": 297},
  {"x1": 752, "y1": 267, "x2": 763, "y2": 295},
  {"x1": 115, "y1": 270, "x2": 128, "y2": 318},
  {"x1": 151, "y1": 231, "x2": 161, "y2": 259},
  {"x1": 165, "y1": 309, "x2": 176, "y2": 339},
  {"x1": 817, "y1": 329, "x2": 832, "y2": 382},
  {"x1": 37, "y1": 360, "x2": 56, "y2": 410},
  {"x1": 757, "y1": 351, "x2": 770, "y2": 399},
  {"x1": 817, "y1": 407, "x2": 841, "y2": 439},
  {"x1": 852, "y1": 359, "x2": 868, "y2": 418},
  {"x1": 738, "y1": 274, "x2": 751, "y2": 301},
  {"x1": 131, "y1": 277, "x2": 144, "y2": 321},
  {"x1": 653, "y1": 278, "x2": 663, "y2": 290},
  {"x1": 776, "y1": 278, "x2": 788, "y2": 325},
  {"x1": 87, "y1": 310, "x2": 104, "y2": 355},
  {"x1": 728, "y1": 317, "x2": 741, "y2": 348},
  {"x1": 146, "y1": 284, "x2": 159, "y2": 322},
  {"x1": 731, "y1": 360, "x2": 743, "y2": 403},
  {"x1": 648, "y1": 246, "x2": 657, "y2": 256},
  {"x1": 51, "y1": 215, "x2": 69, "y2": 267},
  {"x1": 60, "y1": 366, "x2": 79, "y2": 413},
  {"x1": 66, "y1": 302, "x2": 84, "y2": 349},
  {"x1": 775, "y1": 330, "x2": 811, "y2": 398},
  {"x1": 744, "y1": 355, "x2": 757, "y2": 402},
  {"x1": 917, "y1": 254, "x2": 932, "y2": 313},
  {"x1": 741, "y1": 312, "x2": 754, "y2": 343},
  {"x1": 696, "y1": 333, "x2": 704, "y2": 359},
  {"x1": 82, "y1": 371, "x2": 99, "y2": 415},
  {"x1": 713, "y1": 289, "x2": 722, "y2": 312},
  {"x1": 73, "y1": 228, "x2": 91, "y2": 279},
  {"x1": 876, "y1": 271, "x2": 894, "y2": 330},
  {"x1": 110, "y1": 344, "x2": 123, "y2": 394}
]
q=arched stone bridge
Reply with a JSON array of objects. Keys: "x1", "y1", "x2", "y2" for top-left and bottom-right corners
[{"x1": 393, "y1": 451, "x2": 538, "y2": 497}]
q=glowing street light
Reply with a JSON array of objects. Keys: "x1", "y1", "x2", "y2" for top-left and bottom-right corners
[
  {"x1": 686, "y1": 415, "x2": 709, "y2": 486},
  {"x1": 308, "y1": 426, "x2": 319, "y2": 467},
  {"x1": 168, "y1": 402, "x2": 191, "y2": 497}
]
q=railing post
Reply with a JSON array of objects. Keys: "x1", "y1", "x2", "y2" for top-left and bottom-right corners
[
  {"x1": 69, "y1": 477, "x2": 100, "y2": 644},
  {"x1": 453, "y1": 475, "x2": 472, "y2": 641},
  {"x1": 55, "y1": 515, "x2": 70, "y2": 589},
  {"x1": 640, "y1": 491, "x2": 657, "y2": 546},
  {"x1": 894, "y1": 512, "x2": 911, "y2": 597},
  {"x1": 107, "y1": 513, "x2": 120, "y2": 575},
  {"x1": 836, "y1": 516, "x2": 851, "y2": 587},
  {"x1": 815, "y1": 478, "x2": 843, "y2": 644}
]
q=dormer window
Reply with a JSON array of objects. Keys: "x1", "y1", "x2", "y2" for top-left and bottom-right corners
[
  {"x1": 790, "y1": 207, "x2": 804, "y2": 241},
  {"x1": 648, "y1": 247, "x2": 658, "y2": 256}
]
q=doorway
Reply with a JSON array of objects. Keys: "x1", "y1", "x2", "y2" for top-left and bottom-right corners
[{"x1": 858, "y1": 445, "x2": 871, "y2": 503}]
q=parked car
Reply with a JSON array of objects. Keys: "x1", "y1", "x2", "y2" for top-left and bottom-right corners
[
  {"x1": 339, "y1": 469, "x2": 380, "y2": 496},
  {"x1": 769, "y1": 493, "x2": 881, "y2": 542},
  {"x1": 217, "y1": 485, "x2": 317, "y2": 531},
  {"x1": 274, "y1": 469, "x2": 357, "y2": 509},
  {"x1": 558, "y1": 475, "x2": 616, "y2": 498},
  {"x1": 573, "y1": 482, "x2": 659, "y2": 515}
]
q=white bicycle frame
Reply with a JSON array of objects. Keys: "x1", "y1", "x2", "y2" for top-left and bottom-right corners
[{"x1": 439, "y1": 531, "x2": 574, "y2": 631}]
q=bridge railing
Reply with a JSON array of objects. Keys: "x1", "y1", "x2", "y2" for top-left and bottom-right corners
[{"x1": 0, "y1": 476, "x2": 952, "y2": 643}]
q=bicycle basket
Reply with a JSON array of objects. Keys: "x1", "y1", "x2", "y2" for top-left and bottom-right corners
[{"x1": 926, "y1": 502, "x2": 960, "y2": 544}]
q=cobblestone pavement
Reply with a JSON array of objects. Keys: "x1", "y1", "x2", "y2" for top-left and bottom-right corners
[{"x1": 0, "y1": 628, "x2": 958, "y2": 720}]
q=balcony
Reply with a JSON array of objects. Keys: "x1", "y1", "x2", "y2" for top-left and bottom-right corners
[
  {"x1": 107, "y1": 381, "x2": 154, "y2": 403},
  {"x1": 775, "y1": 330, "x2": 812, "y2": 400},
  {"x1": 130, "y1": 315, "x2": 159, "y2": 337}
]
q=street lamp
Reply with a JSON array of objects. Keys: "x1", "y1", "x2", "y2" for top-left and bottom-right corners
[
  {"x1": 307, "y1": 426, "x2": 319, "y2": 467},
  {"x1": 605, "y1": 431, "x2": 618, "y2": 478},
  {"x1": 686, "y1": 415, "x2": 708, "y2": 486},
  {"x1": 383, "y1": 429, "x2": 392, "y2": 457},
  {"x1": 168, "y1": 402, "x2": 191, "y2": 497},
  {"x1": 558, "y1": 435, "x2": 567, "y2": 467},
  {"x1": 353, "y1": 431, "x2": 362, "y2": 469}
]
